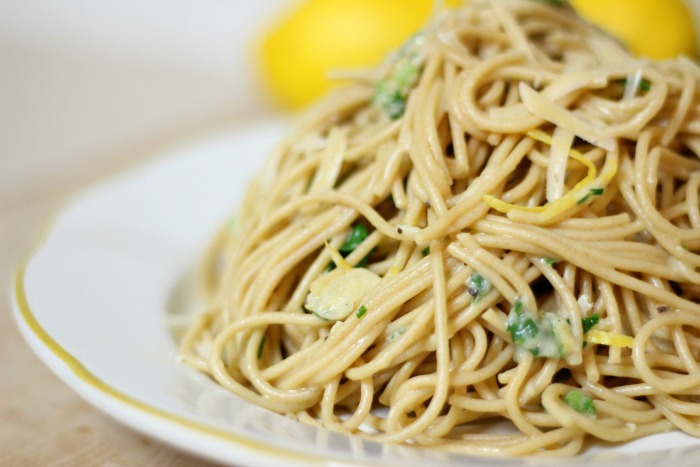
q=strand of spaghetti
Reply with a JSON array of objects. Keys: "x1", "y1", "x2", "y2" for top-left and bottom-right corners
[
  {"x1": 208, "y1": 312, "x2": 327, "y2": 411},
  {"x1": 504, "y1": 353, "x2": 543, "y2": 436},
  {"x1": 178, "y1": 310, "x2": 215, "y2": 372},
  {"x1": 278, "y1": 258, "x2": 434, "y2": 388},
  {"x1": 483, "y1": 141, "x2": 619, "y2": 225},
  {"x1": 415, "y1": 134, "x2": 535, "y2": 242},
  {"x1": 341, "y1": 360, "x2": 375, "y2": 431},
  {"x1": 632, "y1": 311, "x2": 700, "y2": 392},
  {"x1": 458, "y1": 51, "x2": 543, "y2": 133},
  {"x1": 377, "y1": 239, "x2": 451, "y2": 442},
  {"x1": 630, "y1": 129, "x2": 700, "y2": 242},
  {"x1": 541, "y1": 384, "x2": 673, "y2": 442},
  {"x1": 519, "y1": 83, "x2": 615, "y2": 151},
  {"x1": 475, "y1": 216, "x2": 700, "y2": 311},
  {"x1": 662, "y1": 65, "x2": 696, "y2": 145},
  {"x1": 531, "y1": 256, "x2": 583, "y2": 364},
  {"x1": 345, "y1": 261, "x2": 472, "y2": 380},
  {"x1": 648, "y1": 395, "x2": 700, "y2": 437}
]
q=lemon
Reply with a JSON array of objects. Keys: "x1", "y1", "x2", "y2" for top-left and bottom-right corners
[
  {"x1": 569, "y1": 0, "x2": 696, "y2": 60},
  {"x1": 258, "y1": 0, "x2": 697, "y2": 109},
  {"x1": 258, "y1": 0, "x2": 450, "y2": 109}
]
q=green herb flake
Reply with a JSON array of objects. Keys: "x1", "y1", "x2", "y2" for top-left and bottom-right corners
[
  {"x1": 513, "y1": 298, "x2": 524, "y2": 315},
  {"x1": 505, "y1": 299, "x2": 573, "y2": 360},
  {"x1": 577, "y1": 187, "x2": 604, "y2": 205},
  {"x1": 421, "y1": 246, "x2": 430, "y2": 257},
  {"x1": 639, "y1": 78, "x2": 651, "y2": 92},
  {"x1": 337, "y1": 222, "x2": 375, "y2": 268},
  {"x1": 562, "y1": 390, "x2": 597, "y2": 417},
  {"x1": 341, "y1": 223, "x2": 368, "y2": 254},
  {"x1": 356, "y1": 305, "x2": 368, "y2": 319},
  {"x1": 576, "y1": 193, "x2": 592, "y2": 205},
  {"x1": 582, "y1": 314, "x2": 600, "y2": 334},
  {"x1": 373, "y1": 39, "x2": 423, "y2": 119},
  {"x1": 508, "y1": 316, "x2": 539, "y2": 345},
  {"x1": 381, "y1": 91, "x2": 406, "y2": 120},
  {"x1": 257, "y1": 333, "x2": 267, "y2": 360},
  {"x1": 467, "y1": 273, "x2": 492, "y2": 302},
  {"x1": 539, "y1": 0, "x2": 565, "y2": 6},
  {"x1": 543, "y1": 256, "x2": 559, "y2": 265},
  {"x1": 614, "y1": 77, "x2": 651, "y2": 93},
  {"x1": 393, "y1": 60, "x2": 421, "y2": 89}
]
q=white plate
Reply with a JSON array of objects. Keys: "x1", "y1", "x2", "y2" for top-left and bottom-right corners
[{"x1": 11, "y1": 121, "x2": 700, "y2": 466}]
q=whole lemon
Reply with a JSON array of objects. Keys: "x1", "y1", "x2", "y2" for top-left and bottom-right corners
[
  {"x1": 258, "y1": 0, "x2": 439, "y2": 109},
  {"x1": 258, "y1": 0, "x2": 697, "y2": 110},
  {"x1": 569, "y1": 0, "x2": 696, "y2": 60}
]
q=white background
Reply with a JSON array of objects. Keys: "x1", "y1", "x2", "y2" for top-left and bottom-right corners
[{"x1": 0, "y1": 0, "x2": 289, "y2": 211}]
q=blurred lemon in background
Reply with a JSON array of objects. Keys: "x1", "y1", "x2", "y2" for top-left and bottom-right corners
[
  {"x1": 258, "y1": 0, "x2": 697, "y2": 110},
  {"x1": 569, "y1": 0, "x2": 696, "y2": 60},
  {"x1": 258, "y1": 0, "x2": 454, "y2": 109}
]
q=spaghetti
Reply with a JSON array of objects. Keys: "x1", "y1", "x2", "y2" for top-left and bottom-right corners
[{"x1": 181, "y1": 0, "x2": 700, "y2": 455}]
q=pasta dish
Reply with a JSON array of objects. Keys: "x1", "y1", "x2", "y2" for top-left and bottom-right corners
[{"x1": 181, "y1": 0, "x2": 700, "y2": 456}]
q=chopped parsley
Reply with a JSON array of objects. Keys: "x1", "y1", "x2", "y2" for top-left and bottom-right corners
[
  {"x1": 582, "y1": 314, "x2": 600, "y2": 334},
  {"x1": 538, "y1": 0, "x2": 566, "y2": 6},
  {"x1": 376, "y1": 88, "x2": 407, "y2": 120},
  {"x1": 507, "y1": 311, "x2": 539, "y2": 346},
  {"x1": 562, "y1": 390, "x2": 597, "y2": 417},
  {"x1": 614, "y1": 77, "x2": 651, "y2": 93},
  {"x1": 577, "y1": 187, "x2": 605, "y2": 205},
  {"x1": 467, "y1": 273, "x2": 492, "y2": 302},
  {"x1": 356, "y1": 304, "x2": 368, "y2": 319},
  {"x1": 581, "y1": 314, "x2": 600, "y2": 348},
  {"x1": 543, "y1": 256, "x2": 559, "y2": 265},
  {"x1": 327, "y1": 222, "x2": 374, "y2": 270},
  {"x1": 506, "y1": 298, "x2": 576, "y2": 359},
  {"x1": 340, "y1": 223, "x2": 368, "y2": 254},
  {"x1": 421, "y1": 246, "x2": 430, "y2": 257},
  {"x1": 373, "y1": 37, "x2": 424, "y2": 119}
]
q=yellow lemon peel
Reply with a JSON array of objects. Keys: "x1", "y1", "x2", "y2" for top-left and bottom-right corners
[
  {"x1": 569, "y1": 0, "x2": 696, "y2": 60},
  {"x1": 258, "y1": 0, "x2": 462, "y2": 109},
  {"x1": 483, "y1": 129, "x2": 618, "y2": 224},
  {"x1": 324, "y1": 241, "x2": 352, "y2": 271},
  {"x1": 585, "y1": 329, "x2": 634, "y2": 348}
]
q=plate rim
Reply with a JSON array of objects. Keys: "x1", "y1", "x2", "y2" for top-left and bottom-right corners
[
  {"x1": 8, "y1": 122, "x2": 348, "y2": 467},
  {"x1": 10, "y1": 205, "x2": 339, "y2": 467}
]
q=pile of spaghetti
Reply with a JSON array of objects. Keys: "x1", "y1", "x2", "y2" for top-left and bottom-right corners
[{"x1": 181, "y1": 0, "x2": 700, "y2": 456}]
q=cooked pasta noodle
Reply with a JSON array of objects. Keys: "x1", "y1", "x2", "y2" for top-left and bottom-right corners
[{"x1": 181, "y1": 0, "x2": 700, "y2": 455}]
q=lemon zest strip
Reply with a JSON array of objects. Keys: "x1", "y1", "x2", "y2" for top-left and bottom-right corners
[
  {"x1": 482, "y1": 130, "x2": 617, "y2": 223},
  {"x1": 585, "y1": 329, "x2": 634, "y2": 348},
  {"x1": 324, "y1": 242, "x2": 353, "y2": 271}
]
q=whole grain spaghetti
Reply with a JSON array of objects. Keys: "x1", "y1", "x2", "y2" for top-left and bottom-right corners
[{"x1": 181, "y1": 0, "x2": 700, "y2": 456}]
